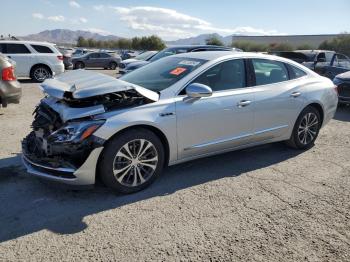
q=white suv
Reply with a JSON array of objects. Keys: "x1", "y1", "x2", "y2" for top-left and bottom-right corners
[{"x1": 0, "y1": 41, "x2": 64, "y2": 82}]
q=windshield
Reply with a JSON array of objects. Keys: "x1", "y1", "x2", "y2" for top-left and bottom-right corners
[
  {"x1": 120, "y1": 56, "x2": 207, "y2": 92},
  {"x1": 149, "y1": 47, "x2": 190, "y2": 62},
  {"x1": 135, "y1": 51, "x2": 156, "y2": 61}
]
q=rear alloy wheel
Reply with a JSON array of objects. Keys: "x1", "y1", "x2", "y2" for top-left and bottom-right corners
[
  {"x1": 31, "y1": 66, "x2": 51, "y2": 82},
  {"x1": 74, "y1": 62, "x2": 85, "y2": 69},
  {"x1": 109, "y1": 62, "x2": 117, "y2": 70},
  {"x1": 99, "y1": 128, "x2": 164, "y2": 193},
  {"x1": 287, "y1": 106, "x2": 321, "y2": 149}
]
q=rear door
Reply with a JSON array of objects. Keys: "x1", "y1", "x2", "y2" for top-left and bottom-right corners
[
  {"x1": 86, "y1": 53, "x2": 100, "y2": 67},
  {"x1": 99, "y1": 53, "x2": 112, "y2": 67},
  {"x1": 249, "y1": 58, "x2": 305, "y2": 141},
  {"x1": 2, "y1": 43, "x2": 33, "y2": 77}
]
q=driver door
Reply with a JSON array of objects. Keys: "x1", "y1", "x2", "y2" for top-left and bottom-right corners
[{"x1": 175, "y1": 59, "x2": 255, "y2": 160}]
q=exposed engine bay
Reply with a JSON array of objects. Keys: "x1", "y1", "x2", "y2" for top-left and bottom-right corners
[
  {"x1": 61, "y1": 89, "x2": 152, "y2": 109},
  {"x1": 23, "y1": 79, "x2": 156, "y2": 172}
]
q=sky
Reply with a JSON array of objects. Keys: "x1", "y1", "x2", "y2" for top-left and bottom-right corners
[{"x1": 1, "y1": 0, "x2": 350, "y2": 40}]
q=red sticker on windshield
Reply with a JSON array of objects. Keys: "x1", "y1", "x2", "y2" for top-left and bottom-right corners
[{"x1": 170, "y1": 67, "x2": 187, "y2": 76}]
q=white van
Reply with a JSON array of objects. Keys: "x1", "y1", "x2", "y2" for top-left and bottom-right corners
[{"x1": 0, "y1": 41, "x2": 64, "y2": 82}]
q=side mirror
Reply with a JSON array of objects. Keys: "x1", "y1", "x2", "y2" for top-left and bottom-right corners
[{"x1": 185, "y1": 83, "x2": 212, "y2": 98}]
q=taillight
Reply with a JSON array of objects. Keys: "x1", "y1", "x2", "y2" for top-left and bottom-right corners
[
  {"x1": 2, "y1": 66, "x2": 16, "y2": 81},
  {"x1": 334, "y1": 85, "x2": 339, "y2": 96},
  {"x1": 57, "y1": 55, "x2": 63, "y2": 61}
]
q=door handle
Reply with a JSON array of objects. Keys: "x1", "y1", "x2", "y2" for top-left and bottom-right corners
[
  {"x1": 237, "y1": 100, "x2": 251, "y2": 108},
  {"x1": 290, "y1": 91, "x2": 301, "y2": 98}
]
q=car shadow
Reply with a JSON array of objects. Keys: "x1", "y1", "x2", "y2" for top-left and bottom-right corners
[
  {"x1": 0, "y1": 142, "x2": 302, "y2": 242},
  {"x1": 334, "y1": 104, "x2": 350, "y2": 122},
  {"x1": 18, "y1": 79, "x2": 37, "y2": 84}
]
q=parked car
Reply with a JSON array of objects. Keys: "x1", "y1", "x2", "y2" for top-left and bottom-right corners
[
  {"x1": 0, "y1": 40, "x2": 64, "y2": 82},
  {"x1": 118, "y1": 51, "x2": 158, "y2": 73},
  {"x1": 270, "y1": 50, "x2": 350, "y2": 79},
  {"x1": 0, "y1": 53, "x2": 21, "y2": 107},
  {"x1": 333, "y1": 71, "x2": 350, "y2": 104},
  {"x1": 58, "y1": 48, "x2": 73, "y2": 70},
  {"x1": 22, "y1": 51, "x2": 338, "y2": 193},
  {"x1": 72, "y1": 48, "x2": 90, "y2": 57},
  {"x1": 72, "y1": 52, "x2": 122, "y2": 70},
  {"x1": 120, "y1": 50, "x2": 139, "y2": 60},
  {"x1": 119, "y1": 45, "x2": 237, "y2": 75}
]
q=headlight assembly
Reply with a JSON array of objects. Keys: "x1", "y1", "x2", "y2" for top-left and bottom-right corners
[{"x1": 48, "y1": 120, "x2": 105, "y2": 143}]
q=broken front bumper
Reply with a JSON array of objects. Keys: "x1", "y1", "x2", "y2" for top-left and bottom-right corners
[{"x1": 22, "y1": 133, "x2": 104, "y2": 186}]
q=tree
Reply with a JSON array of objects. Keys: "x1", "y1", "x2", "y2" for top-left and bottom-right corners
[
  {"x1": 206, "y1": 36, "x2": 224, "y2": 46},
  {"x1": 232, "y1": 41, "x2": 268, "y2": 52},
  {"x1": 268, "y1": 42, "x2": 293, "y2": 52},
  {"x1": 76, "y1": 36, "x2": 88, "y2": 47},
  {"x1": 319, "y1": 34, "x2": 350, "y2": 56},
  {"x1": 131, "y1": 37, "x2": 141, "y2": 50},
  {"x1": 145, "y1": 35, "x2": 166, "y2": 50},
  {"x1": 75, "y1": 35, "x2": 166, "y2": 50},
  {"x1": 296, "y1": 44, "x2": 314, "y2": 50}
]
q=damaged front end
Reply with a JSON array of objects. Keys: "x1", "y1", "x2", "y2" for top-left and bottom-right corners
[
  {"x1": 22, "y1": 98, "x2": 107, "y2": 184},
  {"x1": 22, "y1": 70, "x2": 158, "y2": 185}
]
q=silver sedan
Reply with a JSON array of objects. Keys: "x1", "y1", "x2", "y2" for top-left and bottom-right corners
[{"x1": 22, "y1": 51, "x2": 338, "y2": 193}]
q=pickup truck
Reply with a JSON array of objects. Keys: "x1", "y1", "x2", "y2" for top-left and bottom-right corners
[{"x1": 269, "y1": 50, "x2": 350, "y2": 79}]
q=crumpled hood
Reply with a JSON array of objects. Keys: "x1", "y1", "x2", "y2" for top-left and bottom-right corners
[{"x1": 40, "y1": 69, "x2": 159, "y2": 101}]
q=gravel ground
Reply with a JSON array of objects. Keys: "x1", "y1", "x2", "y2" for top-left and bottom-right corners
[{"x1": 0, "y1": 70, "x2": 349, "y2": 261}]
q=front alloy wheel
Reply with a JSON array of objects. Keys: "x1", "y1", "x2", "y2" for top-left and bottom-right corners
[
  {"x1": 113, "y1": 139, "x2": 158, "y2": 187},
  {"x1": 99, "y1": 128, "x2": 164, "y2": 193}
]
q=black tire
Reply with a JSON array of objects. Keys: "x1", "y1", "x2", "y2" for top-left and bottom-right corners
[
  {"x1": 74, "y1": 61, "x2": 85, "y2": 69},
  {"x1": 30, "y1": 65, "x2": 51, "y2": 82},
  {"x1": 98, "y1": 128, "x2": 165, "y2": 194},
  {"x1": 286, "y1": 106, "x2": 321, "y2": 149},
  {"x1": 109, "y1": 62, "x2": 117, "y2": 70}
]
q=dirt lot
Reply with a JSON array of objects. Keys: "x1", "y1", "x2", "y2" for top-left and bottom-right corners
[{"x1": 0, "y1": 70, "x2": 349, "y2": 261}]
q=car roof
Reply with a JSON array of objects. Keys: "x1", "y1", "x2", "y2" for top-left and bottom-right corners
[
  {"x1": 171, "y1": 51, "x2": 264, "y2": 60},
  {"x1": 167, "y1": 45, "x2": 232, "y2": 51},
  {"x1": 296, "y1": 49, "x2": 335, "y2": 54},
  {"x1": 171, "y1": 51, "x2": 313, "y2": 66},
  {"x1": 0, "y1": 40, "x2": 56, "y2": 46}
]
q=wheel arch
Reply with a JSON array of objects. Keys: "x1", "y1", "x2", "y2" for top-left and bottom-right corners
[
  {"x1": 30, "y1": 63, "x2": 53, "y2": 77},
  {"x1": 100, "y1": 124, "x2": 171, "y2": 167},
  {"x1": 305, "y1": 102, "x2": 324, "y2": 127}
]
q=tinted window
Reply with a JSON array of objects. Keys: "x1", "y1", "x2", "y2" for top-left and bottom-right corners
[
  {"x1": 89, "y1": 53, "x2": 100, "y2": 58},
  {"x1": 191, "y1": 59, "x2": 246, "y2": 92},
  {"x1": 290, "y1": 65, "x2": 307, "y2": 79},
  {"x1": 120, "y1": 57, "x2": 207, "y2": 92},
  {"x1": 31, "y1": 45, "x2": 53, "y2": 53},
  {"x1": 0, "y1": 43, "x2": 4, "y2": 53},
  {"x1": 5, "y1": 44, "x2": 31, "y2": 54},
  {"x1": 100, "y1": 53, "x2": 111, "y2": 58},
  {"x1": 252, "y1": 59, "x2": 289, "y2": 85}
]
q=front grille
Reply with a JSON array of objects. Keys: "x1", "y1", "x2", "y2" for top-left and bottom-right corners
[{"x1": 338, "y1": 83, "x2": 350, "y2": 98}]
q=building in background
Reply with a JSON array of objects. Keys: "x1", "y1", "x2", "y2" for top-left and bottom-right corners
[{"x1": 232, "y1": 34, "x2": 343, "y2": 48}]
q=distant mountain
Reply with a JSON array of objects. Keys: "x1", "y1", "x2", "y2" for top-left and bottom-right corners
[
  {"x1": 20, "y1": 29, "x2": 121, "y2": 44},
  {"x1": 19, "y1": 29, "x2": 245, "y2": 47},
  {"x1": 166, "y1": 33, "x2": 233, "y2": 46}
]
